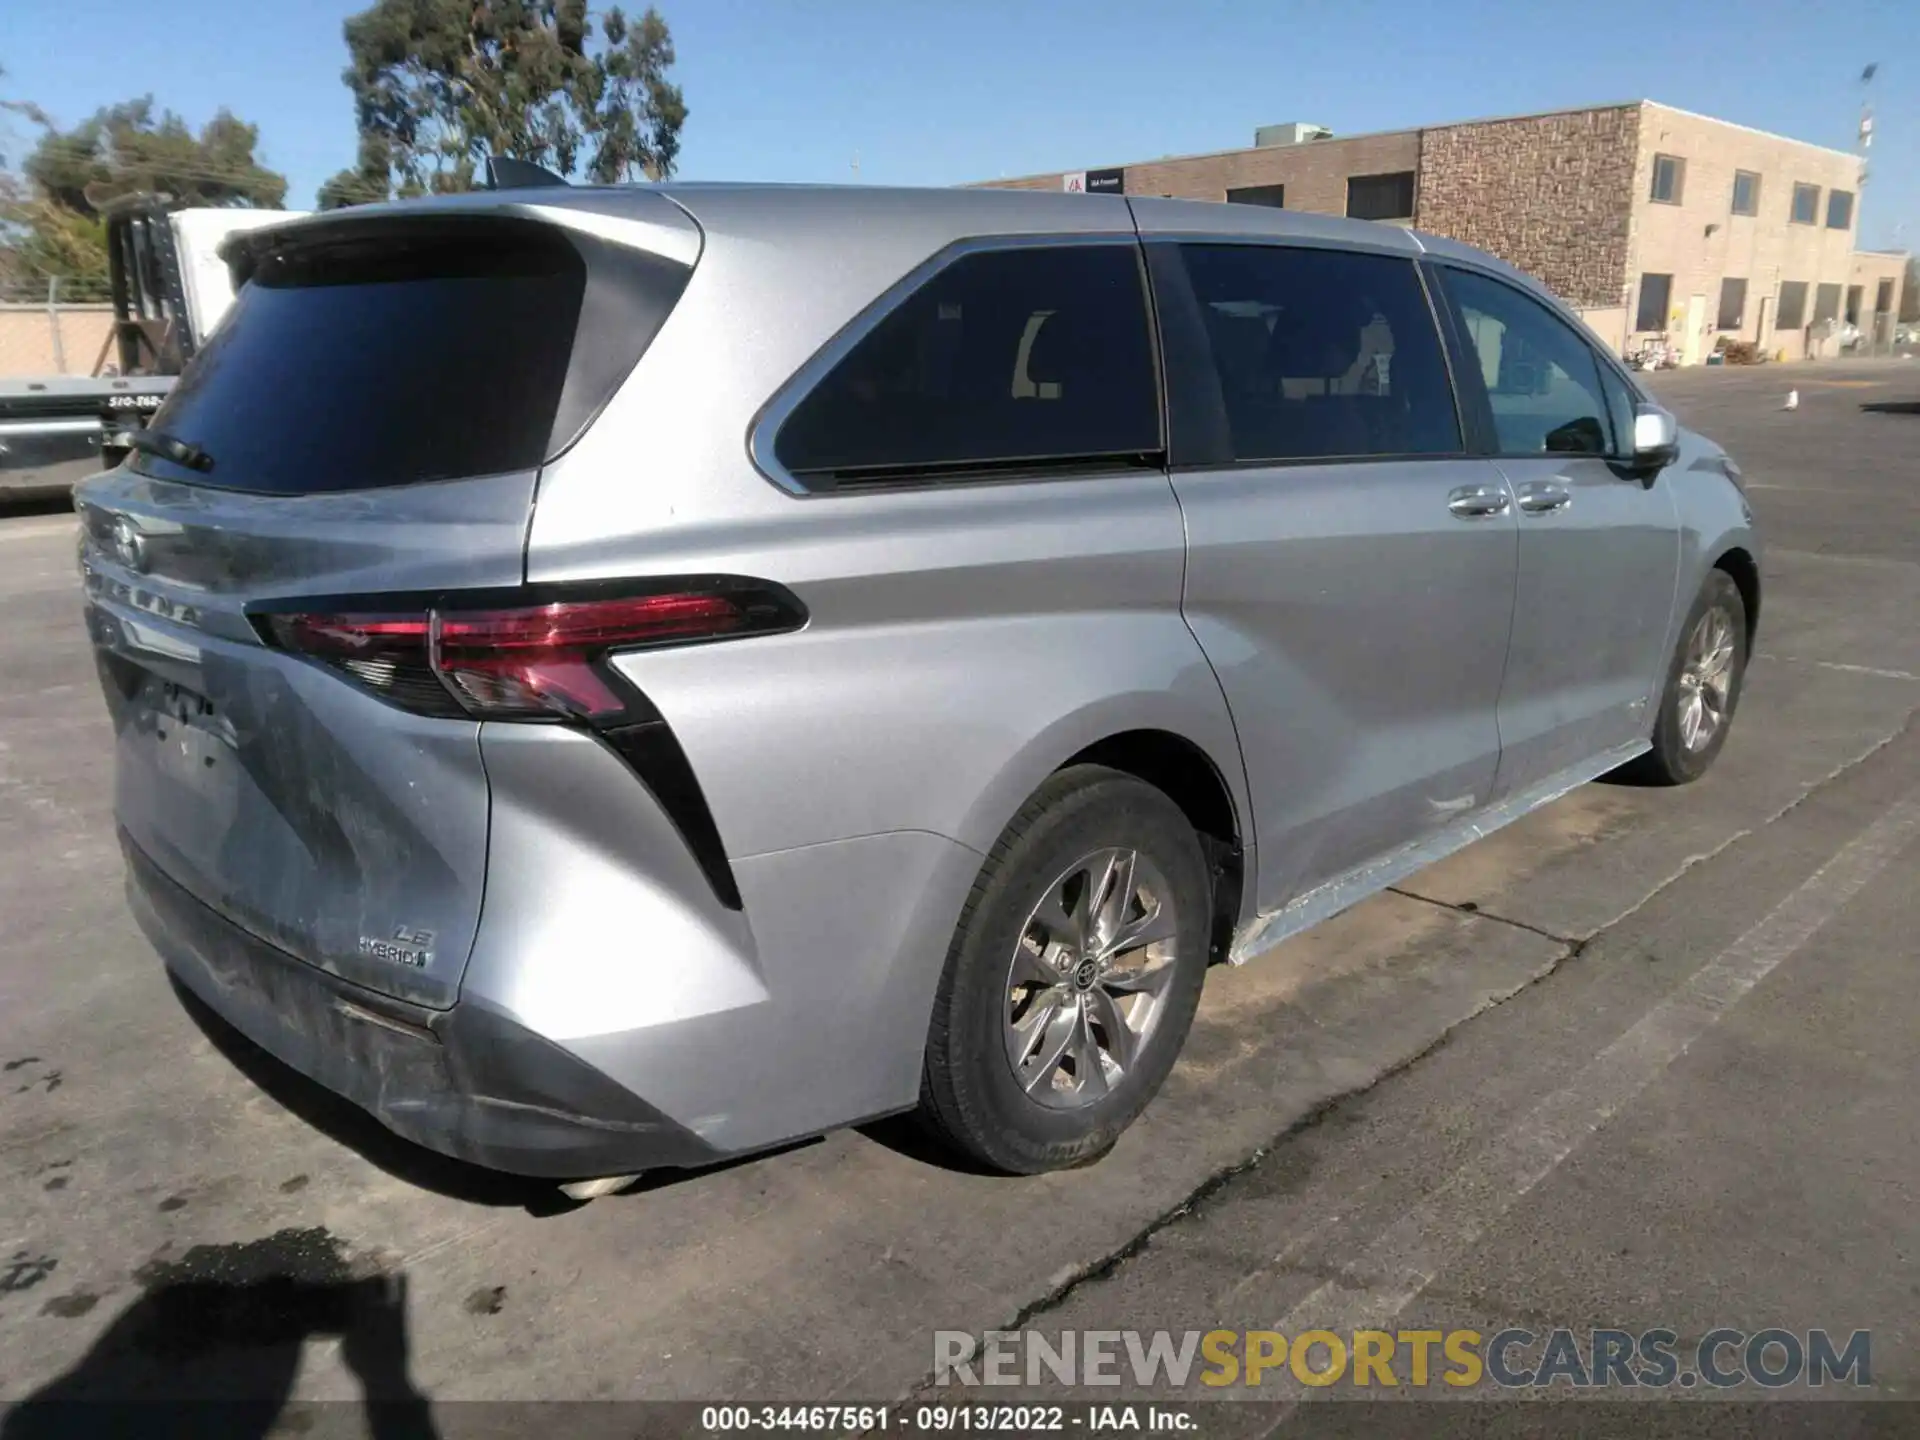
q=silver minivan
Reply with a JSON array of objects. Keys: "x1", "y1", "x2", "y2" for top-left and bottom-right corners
[{"x1": 78, "y1": 184, "x2": 1757, "y2": 1185}]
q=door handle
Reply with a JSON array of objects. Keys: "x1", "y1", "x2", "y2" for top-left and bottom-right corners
[
  {"x1": 1514, "y1": 482, "x2": 1572, "y2": 515},
  {"x1": 1447, "y1": 484, "x2": 1511, "y2": 519}
]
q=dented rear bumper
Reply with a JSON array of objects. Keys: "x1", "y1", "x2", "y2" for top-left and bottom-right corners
[{"x1": 124, "y1": 832, "x2": 718, "y2": 1179}]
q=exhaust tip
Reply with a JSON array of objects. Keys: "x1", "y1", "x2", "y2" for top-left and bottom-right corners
[{"x1": 558, "y1": 1173, "x2": 644, "y2": 1201}]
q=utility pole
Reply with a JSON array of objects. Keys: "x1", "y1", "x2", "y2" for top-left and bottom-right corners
[
  {"x1": 1857, "y1": 62, "x2": 1875, "y2": 187},
  {"x1": 1857, "y1": 62, "x2": 1878, "y2": 351}
]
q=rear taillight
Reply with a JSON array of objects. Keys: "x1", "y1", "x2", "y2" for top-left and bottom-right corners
[{"x1": 259, "y1": 583, "x2": 803, "y2": 722}]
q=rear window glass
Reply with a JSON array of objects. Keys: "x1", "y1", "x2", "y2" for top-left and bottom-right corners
[
  {"x1": 139, "y1": 221, "x2": 677, "y2": 494},
  {"x1": 773, "y1": 243, "x2": 1161, "y2": 485}
]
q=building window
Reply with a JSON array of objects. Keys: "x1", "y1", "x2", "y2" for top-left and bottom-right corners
[
  {"x1": 773, "y1": 244, "x2": 1160, "y2": 484},
  {"x1": 1635, "y1": 273, "x2": 1673, "y2": 333},
  {"x1": 1790, "y1": 183, "x2": 1819, "y2": 225},
  {"x1": 1826, "y1": 189, "x2": 1854, "y2": 230},
  {"x1": 1650, "y1": 154, "x2": 1685, "y2": 204},
  {"x1": 1731, "y1": 170, "x2": 1761, "y2": 216},
  {"x1": 1813, "y1": 283, "x2": 1842, "y2": 327},
  {"x1": 1845, "y1": 286, "x2": 1863, "y2": 325},
  {"x1": 1775, "y1": 281, "x2": 1808, "y2": 330},
  {"x1": 1225, "y1": 184, "x2": 1285, "y2": 208},
  {"x1": 1346, "y1": 171, "x2": 1416, "y2": 222},
  {"x1": 1717, "y1": 278, "x2": 1748, "y2": 331},
  {"x1": 1877, "y1": 279, "x2": 1896, "y2": 314}
]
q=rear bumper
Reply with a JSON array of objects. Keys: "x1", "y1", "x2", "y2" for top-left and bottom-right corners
[{"x1": 123, "y1": 832, "x2": 719, "y2": 1179}]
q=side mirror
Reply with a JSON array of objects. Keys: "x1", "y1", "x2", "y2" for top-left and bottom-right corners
[{"x1": 1629, "y1": 404, "x2": 1679, "y2": 473}]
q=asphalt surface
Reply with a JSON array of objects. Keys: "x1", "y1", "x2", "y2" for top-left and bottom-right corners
[{"x1": 0, "y1": 358, "x2": 1916, "y2": 1437}]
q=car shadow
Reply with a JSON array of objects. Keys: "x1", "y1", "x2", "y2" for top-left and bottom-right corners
[
  {"x1": 171, "y1": 977, "x2": 579, "y2": 1216},
  {"x1": 1, "y1": 1235, "x2": 436, "y2": 1440},
  {"x1": 855, "y1": 1113, "x2": 1001, "y2": 1175},
  {"x1": 1860, "y1": 400, "x2": 1920, "y2": 415},
  {"x1": 170, "y1": 976, "x2": 825, "y2": 1210}
]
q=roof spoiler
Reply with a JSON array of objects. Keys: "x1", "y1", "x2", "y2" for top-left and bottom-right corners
[{"x1": 485, "y1": 157, "x2": 570, "y2": 190}]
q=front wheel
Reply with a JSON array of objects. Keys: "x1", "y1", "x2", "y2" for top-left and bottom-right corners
[
  {"x1": 1624, "y1": 569, "x2": 1749, "y2": 786},
  {"x1": 916, "y1": 766, "x2": 1212, "y2": 1174}
]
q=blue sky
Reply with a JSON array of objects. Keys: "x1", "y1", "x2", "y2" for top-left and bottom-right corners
[{"x1": 4, "y1": 0, "x2": 1914, "y2": 250}]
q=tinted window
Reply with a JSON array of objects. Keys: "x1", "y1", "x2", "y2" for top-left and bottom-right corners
[
  {"x1": 1635, "y1": 273, "x2": 1673, "y2": 334},
  {"x1": 1439, "y1": 268, "x2": 1612, "y2": 457},
  {"x1": 1346, "y1": 172, "x2": 1416, "y2": 222},
  {"x1": 1732, "y1": 170, "x2": 1761, "y2": 216},
  {"x1": 1814, "y1": 283, "x2": 1842, "y2": 327},
  {"x1": 1650, "y1": 154, "x2": 1685, "y2": 204},
  {"x1": 774, "y1": 244, "x2": 1159, "y2": 482},
  {"x1": 1776, "y1": 281, "x2": 1808, "y2": 330},
  {"x1": 1826, "y1": 189, "x2": 1854, "y2": 230},
  {"x1": 1226, "y1": 184, "x2": 1286, "y2": 208},
  {"x1": 1717, "y1": 278, "x2": 1747, "y2": 331},
  {"x1": 1790, "y1": 183, "x2": 1819, "y2": 225},
  {"x1": 141, "y1": 222, "x2": 684, "y2": 494},
  {"x1": 1171, "y1": 244, "x2": 1460, "y2": 461}
]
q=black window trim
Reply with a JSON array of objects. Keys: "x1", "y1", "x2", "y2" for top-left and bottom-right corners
[
  {"x1": 1635, "y1": 271, "x2": 1675, "y2": 336},
  {"x1": 1144, "y1": 234, "x2": 1474, "y2": 472},
  {"x1": 1650, "y1": 153, "x2": 1686, "y2": 206},
  {"x1": 1429, "y1": 260, "x2": 1645, "y2": 463},
  {"x1": 1225, "y1": 182, "x2": 1287, "y2": 209},
  {"x1": 1812, "y1": 281, "x2": 1844, "y2": 328},
  {"x1": 749, "y1": 232, "x2": 1166, "y2": 498},
  {"x1": 1776, "y1": 280, "x2": 1810, "y2": 331},
  {"x1": 1717, "y1": 276, "x2": 1749, "y2": 332},
  {"x1": 1345, "y1": 170, "x2": 1418, "y2": 224}
]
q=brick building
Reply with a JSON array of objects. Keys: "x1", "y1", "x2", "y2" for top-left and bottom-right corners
[{"x1": 980, "y1": 100, "x2": 1905, "y2": 364}]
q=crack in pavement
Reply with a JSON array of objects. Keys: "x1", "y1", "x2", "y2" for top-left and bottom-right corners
[
  {"x1": 886, "y1": 704, "x2": 1920, "y2": 1417},
  {"x1": 1382, "y1": 888, "x2": 1579, "y2": 946},
  {"x1": 886, "y1": 940, "x2": 1586, "y2": 1415}
]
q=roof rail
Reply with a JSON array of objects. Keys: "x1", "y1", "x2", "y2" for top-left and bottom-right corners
[{"x1": 484, "y1": 157, "x2": 570, "y2": 190}]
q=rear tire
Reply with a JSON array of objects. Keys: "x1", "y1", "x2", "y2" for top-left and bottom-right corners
[
  {"x1": 1621, "y1": 568, "x2": 1748, "y2": 786},
  {"x1": 917, "y1": 766, "x2": 1212, "y2": 1175}
]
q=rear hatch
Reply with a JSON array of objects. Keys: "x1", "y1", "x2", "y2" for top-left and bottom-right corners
[{"x1": 79, "y1": 199, "x2": 697, "y2": 1007}]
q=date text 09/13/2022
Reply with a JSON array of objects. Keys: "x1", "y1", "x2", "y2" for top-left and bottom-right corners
[{"x1": 700, "y1": 1405, "x2": 1194, "y2": 1432}]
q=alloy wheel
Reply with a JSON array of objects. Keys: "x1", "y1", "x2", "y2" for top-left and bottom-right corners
[
  {"x1": 1002, "y1": 847, "x2": 1181, "y2": 1109},
  {"x1": 1677, "y1": 604, "x2": 1737, "y2": 752}
]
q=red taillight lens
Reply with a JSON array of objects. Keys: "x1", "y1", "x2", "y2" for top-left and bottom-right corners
[
  {"x1": 265, "y1": 611, "x2": 460, "y2": 716},
  {"x1": 432, "y1": 593, "x2": 745, "y2": 719},
  {"x1": 263, "y1": 585, "x2": 796, "y2": 721}
]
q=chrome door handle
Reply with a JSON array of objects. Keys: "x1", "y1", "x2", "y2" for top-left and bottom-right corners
[
  {"x1": 1514, "y1": 482, "x2": 1572, "y2": 515},
  {"x1": 1447, "y1": 484, "x2": 1511, "y2": 519}
]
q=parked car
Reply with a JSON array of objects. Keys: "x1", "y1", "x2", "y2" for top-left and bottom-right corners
[{"x1": 77, "y1": 184, "x2": 1759, "y2": 1190}]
